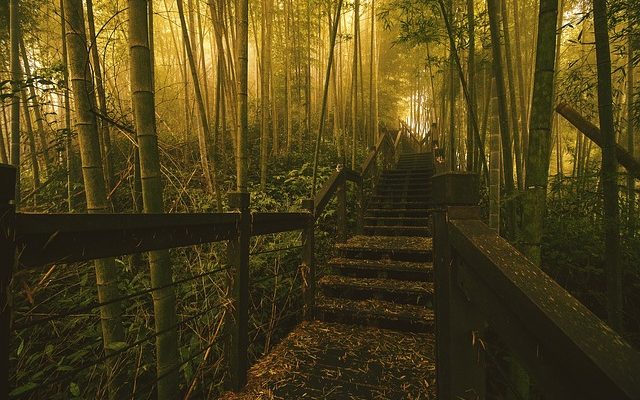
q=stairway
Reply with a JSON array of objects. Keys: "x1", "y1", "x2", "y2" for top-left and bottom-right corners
[
  {"x1": 224, "y1": 152, "x2": 438, "y2": 399},
  {"x1": 316, "y1": 152, "x2": 435, "y2": 333}
]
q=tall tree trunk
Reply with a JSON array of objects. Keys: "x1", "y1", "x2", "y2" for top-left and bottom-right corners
[
  {"x1": 128, "y1": 1, "x2": 179, "y2": 397},
  {"x1": 312, "y1": 0, "x2": 344, "y2": 195},
  {"x1": 487, "y1": 0, "x2": 516, "y2": 237},
  {"x1": 552, "y1": 0, "x2": 565, "y2": 177},
  {"x1": 236, "y1": 0, "x2": 248, "y2": 191},
  {"x1": 501, "y1": 0, "x2": 523, "y2": 189},
  {"x1": 10, "y1": 0, "x2": 21, "y2": 206},
  {"x1": 60, "y1": 0, "x2": 77, "y2": 212},
  {"x1": 1, "y1": 107, "x2": 9, "y2": 160},
  {"x1": 19, "y1": 39, "x2": 51, "y2": 175},
  {"x1": 593, "y1": 0, "x2": 622, "y2": 332},
  {"x1": 0, "y1": 108, "x2": 7, "y2": 164},
  {"x1": 305, "y1": 0, "x2": 312, "y2": 148},
  {"x1": 369, "y1": 0, "x2": 378, "y2": 143},
  {"x1": 449, "y1": 48, "x2": 456, "y2": 169},
  {"x1": 626, "y1": 15, "x2": 635, "y2": 235},
  {"x1": 20, "y1": 86, "x2": 41, "y2": 191},
  {"x1": 521, "y1": 0, "x2": 558, "y2": 282},
  {"x1": 512, "y1": 0, "x2": 528, "y2": 177},
  {"x1": 177, "y1": 0, "x2": 221, "y2": 206},
  {"x1": 86, "y1": 0, "x2": 114, "y2": 193},
  {"x1": 195, "y1": 0, "x2": 212, "y2": 122},
  {"x1": 62, "y1": 0, "x2": 127, "y2": 397},
  {"x1": 260, "y1": 0, "x2": 272, "y2": 190},
  {"x1": 351, "y1": 0, "x2": 360, "y2": 169},
  {"x1": 514, "y1": 1, "x2": 559, "y2": 398},
  {"x1": 466, "y1": 0, "x2": 476, "y2": 171},
  {"x1": 438, "y1": 0, "x2": 488, "y2": 180},
  {"x1": 285, "y1": 0, "x2": 292, "y2": 153},
  {"x1": 489, "y1": 80, "x2": 501, "y2": 230}
]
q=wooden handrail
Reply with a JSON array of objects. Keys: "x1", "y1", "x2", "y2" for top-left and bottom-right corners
[
  {"x1": 313, "y1": 169, "x2": 343, "y2": 217},
  {"x1": 13, "y1": 211, "x2": 310, "y2": 269},
  {"x1": 433, "y1": 172, "x2": 640, "y2": 399},
  {"x1": 0, "y1": 162, "x2": 316, "y2": 396},
  {"x1": 556, "y1": 103, "x2": 640, "y2": 179},
  {"x1": 360, "y1": 131, "x2": 391, "y2": 176},
  {"x1": 1, "y1": 124, "x2": 420, "y2": 396},
  {"x1": 15, "y1": 213, "x2": 239, "y2": 268},
  {"x1": 449, "y1": 218, "x2": 640, "y2": 399}
]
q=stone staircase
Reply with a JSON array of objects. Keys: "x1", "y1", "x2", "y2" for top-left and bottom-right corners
[{"x1": 316, "y1": 152, "x2": 435, "y2": 333}]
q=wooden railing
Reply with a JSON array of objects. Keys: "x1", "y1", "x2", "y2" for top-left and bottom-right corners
[
  {"x1": 313, "y1": 129, "x2": 400, "y2": 242},
  {"x1": 0, "y1": 165, "x2": 312, "y2": 397},
  {"x1": 397, "y1": 121, "x2": 424, "y2": 154},
  {"x1": 432, "y1": 172, "x2": 640, "y2": 399},
  {"x1": 0, "y1": 127, "x2": 413, "y2": 398}
]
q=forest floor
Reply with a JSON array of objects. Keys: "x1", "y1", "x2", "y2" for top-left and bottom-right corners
[{"x1": 222, "y1": 320, "x2": 437, "y2": 399}]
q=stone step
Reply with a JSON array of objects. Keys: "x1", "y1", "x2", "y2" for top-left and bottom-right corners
[
  {"x1": 365, "y1": 208, "x2": 431, "y2": 218},
  {"x1": 395, "y1": 166, "x2": 433, "y2": 172},
  {"x1": 335, "y1": 235, "x2": 432, "y2": 262},
  {"x1": 376, "y1": 182, "x2": 431, "y2": 190},
  {"x1": 328, "y1": 257, "x2": 433, "y2": 281},
  {"x1": 382, "y1": 168, "x2": 433, "y2": 175},
  {"x1": 315, "y1": 295, "x2": 435, "y2": 333},
  {"x1": 364, "y1": 216, "x2": 430, "y2": 226},
  {"x1": 375, "y1": 187, "x2": 432, "y2": 196},
  {"x1": 364, "y1": 225, "x2": 431, "y2": 237},
  {"x1": 398, "y1": 154, "x2": 433, "y2": 160},
  {"x1": 370, "y1": 195, "x2": 432, "y2": 204},
  {"x1": 367, "y1": 200, "x2": 431, "y2": 210},
  {"x1": 377, "y1": 178, "x2": 432, "y2": 185},
  {"x1": 319, "y1": 275, "x2": 434, "y2": 306}
]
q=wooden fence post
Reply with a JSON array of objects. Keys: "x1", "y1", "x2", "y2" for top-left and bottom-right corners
[
  {"x1": 432, "y1": 172, "x2": 486, "y2": 400},
  {"x1": 301, "y1": 199, "x2": 315, "y2": 319},
  {"x1": 227, "y1": 191, "x2": 250, "y2": 391},
  {"x1": 0, "y1": 165, "x2": 16, "y2": 400},
  {"x1": 336, "y1": 174, "x2": 346, "y2": 242},
  {"x1": 356, "y1": 180, "x2": 364, "y2": 234}
]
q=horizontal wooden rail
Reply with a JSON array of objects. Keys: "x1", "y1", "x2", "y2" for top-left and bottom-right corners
[
  {"x1": 314, "y1": 170, "x2": 343, "y2": 217},
  {"x1": 14, "y1": 211, "x2": 311, "y2": 268},
  {"x1": 433, "y1": 172, "x2": 640, "y2": 400},
  {"x1": 449, "y1": 218, "x2": 640, "y2": 399},
  {"x1": 251, "y1": 212, "x2": 309, "y2": 235},
  {"x1": 1, "y1": 125, "x2": 415, "y2": 397},
  {"x1": 15, "y1": 213, "x2": 239, "y2": 268},
  {"x1": 556, "y1": 102, "x2": 640, "y2": 179}
]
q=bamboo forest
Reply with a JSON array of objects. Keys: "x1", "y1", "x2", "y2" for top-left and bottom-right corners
[{"x1": 1, "y1": 0, "x2": 640, "y2": 398}]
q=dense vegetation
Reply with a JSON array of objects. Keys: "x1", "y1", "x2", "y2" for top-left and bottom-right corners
[{"x1": 0, "y1": 0, "x2": 638, "y2": 397}]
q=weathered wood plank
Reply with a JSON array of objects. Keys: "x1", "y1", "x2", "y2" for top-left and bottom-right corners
[
  {"x1": 314, "y1": 170, "x2": 342, "y2": 217},
  {"x1": 15, "y1": 213, "x2": 239, "y2": 267},
  {"x1": 0, "y1": 164, "x2": 16, "y2": 400},
  {"x1": 432, "y1": 172, "x2": 479, "y2": 206},
  {"x1": 301, "y1": 199, "x2": 315, "y2": 319},
  {"x1": 556, "y1": 103, "x2": 640, "y2": 179},
  {"x1": 448, "y1": 218, "x2": 640, "y2": 399},
  {"x1": 251, "y1": 213, "x2": 308, "y2": 235},
  {"x1": 227, "y1": 192, "x2": 250, "y2": 391}
]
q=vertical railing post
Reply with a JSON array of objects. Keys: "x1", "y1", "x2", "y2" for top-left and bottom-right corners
[
  {"x1": 432, "y1": 172, "x2": 486, "y2": 399},
  {"x1": 356, "y1": 177, "x2": 364, "y2": 234},
  {"x1": 0, "y1": 165, "x2": 16, "y2": 400},
  {"x1": 336, "y1": 173, "x2": 347, "y2": 242},
  {"x1": 383, "y1": 138, "x2": 392, "y2": 169},
  {"x1": 371, "y1": 152, "x2": 378, "y2": 183},
  {"x1": 301, "y1": 199, "x2": 315, "y2": 319},
  {"x1": 226, "y1": 191, "x2": 250, "y2": 391}
]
